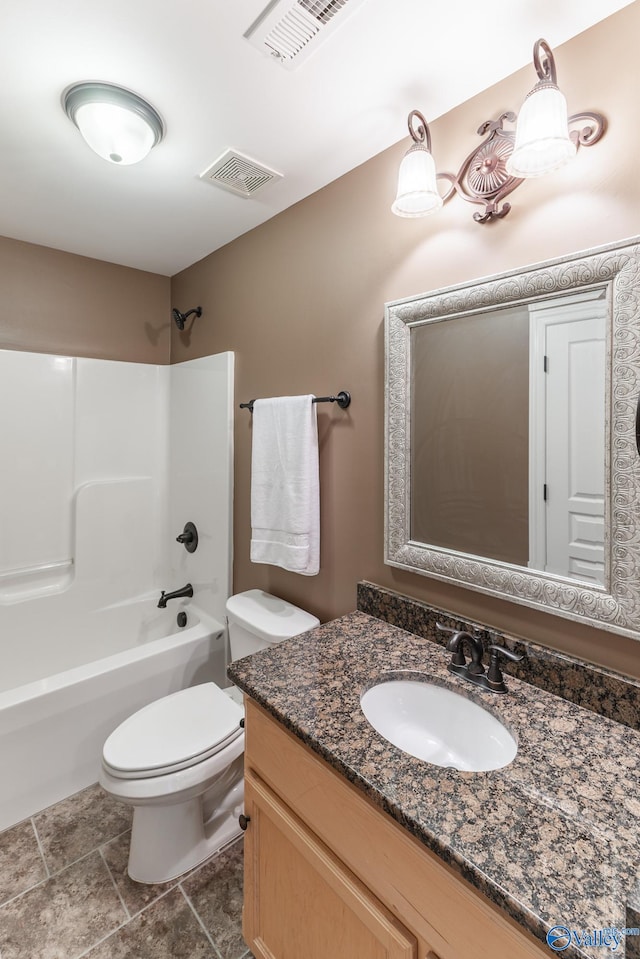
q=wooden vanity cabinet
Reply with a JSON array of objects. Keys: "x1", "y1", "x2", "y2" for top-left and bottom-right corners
[
  {"x1": 243, "y1": 774, "x2": 417, "y2": 958},
  {"x1": 242, "y1": 698, "x2": 547, "y2": 959}
]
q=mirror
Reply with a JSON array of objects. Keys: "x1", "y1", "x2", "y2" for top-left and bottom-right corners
[{"x1": 384, "y1": 236, "x2": 640, "y2": 639}]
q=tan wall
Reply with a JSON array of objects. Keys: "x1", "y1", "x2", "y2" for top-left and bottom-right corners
[
  {"x1": 172, "y1": 4, "x2": 640, "y2": 677},
  {"x1": 0, "y1": 236, "x2": 170, "y2": 363}
]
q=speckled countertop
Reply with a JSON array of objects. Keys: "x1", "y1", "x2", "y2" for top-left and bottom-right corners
[{"x1": 228, "y1": 611, "x2": 640, "y2": 959}]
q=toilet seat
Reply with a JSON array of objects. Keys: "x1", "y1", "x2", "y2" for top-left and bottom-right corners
[{"x1": 102, "y1": 683, "x2": 243, "y2": 780}]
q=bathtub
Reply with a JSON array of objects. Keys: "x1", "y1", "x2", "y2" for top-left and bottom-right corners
[{"x1": 0, "y1": 597, "x2": 227, "y2": 831}]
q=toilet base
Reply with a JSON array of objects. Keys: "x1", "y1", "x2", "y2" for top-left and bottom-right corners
[
  {"x1": 128, "y1": 800, "x2": 243, "y2": 883},
  {"x1": 126, "y1": 755, "x2": 245, "y2": 884}
]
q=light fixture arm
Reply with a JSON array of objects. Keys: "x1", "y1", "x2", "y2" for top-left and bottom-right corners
[
  {"x1": 435, "y1": 113, "x2": 523, "y2": 223},
  {"x1": 533, "y1": 38, "x2": 557, "y2": 85},
  {"x1": 407, "y1": 110, "x2": 432, "y2": 152},
  {"x1": 567, "y1": 111, "x2": 606, "y2": 148}
]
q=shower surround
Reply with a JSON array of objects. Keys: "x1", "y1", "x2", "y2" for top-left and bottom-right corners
[{"x1": 0, "y1": 349, "x2": 234, "y2": 830}]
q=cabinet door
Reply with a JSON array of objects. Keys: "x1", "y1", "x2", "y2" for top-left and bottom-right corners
[{"x1": 243, "y1": 772, "x2": 417, "y2": 959}]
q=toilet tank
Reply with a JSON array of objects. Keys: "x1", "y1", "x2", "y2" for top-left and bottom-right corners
[{"x1": 225, "y1": 589, "x2": 320, "y2": 661}]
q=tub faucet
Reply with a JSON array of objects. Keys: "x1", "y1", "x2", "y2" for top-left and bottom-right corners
[{"x1": 157, "y1": 584, "x2": 193, "y2": 608}]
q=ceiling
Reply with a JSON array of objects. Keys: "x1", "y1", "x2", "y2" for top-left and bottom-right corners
[{"x1": 1, "y1": 0, "x2": 633, "y2": 276}]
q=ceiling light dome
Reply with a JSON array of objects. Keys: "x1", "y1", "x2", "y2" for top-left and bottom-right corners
[{"x1": 63, "y1": 82, "x2": 165, "y2": 166}]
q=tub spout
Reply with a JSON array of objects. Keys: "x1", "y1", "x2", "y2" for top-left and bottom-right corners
[{"x1": 157, "y1": 584, "x2": 193, "y2": 608}]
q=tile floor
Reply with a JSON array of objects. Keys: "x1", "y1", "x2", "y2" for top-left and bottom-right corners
[{"x1": 0, "y1": 783, "x2": 254, "y2": 959}]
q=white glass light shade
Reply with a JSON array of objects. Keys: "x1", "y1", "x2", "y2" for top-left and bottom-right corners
[
  {"x1": 392, "y1": 146, "x2": 442, "y2": 217},
  {"x1": 74, "y1": 102, "x2": 156, "y2": 165},
  {"x1": 506, "y1": 85, "x2": 576, "y2": 178},
  {"x1": 63, "y1": 83, "x2": 164, "y2": 166}
]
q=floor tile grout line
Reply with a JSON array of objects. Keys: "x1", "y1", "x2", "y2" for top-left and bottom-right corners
[
  {"x1": 0, "y1": 870, "x2": 52, "y2": 910},
  {"x1": 30, "y1": 816, "x2": 51, "y2": 879},
  {"x1": 72, "y1": 914, "x2": 132, "y2": 959},
  {"x1": 0, "y1": 845, "x2": 111, "y2": 911},
  {"x1": 0, "y1": 876, "x2": 42, "y2": 911},
  {"x1": 0, "y1": 826, "x2": 134, "y2": 911},
  {"x1": 3, "y1": 782, "x2": 246, "y2": 958},
  {"x1": 179, "y1": 884, "x2": 224, "y2": 959},
  {"x1": 35, "y1": 824, "x2": 133, "y2": 881},
  {"x1": 98, "y1": 846, "x2": 131, "y2": 923},
  {"x1": 0, "y1": 846, "x2": 135, "y2": 959},
  {"x1": 73, "y1": 886, "x2": 177, "y2": 959},
  {"x1": 102, "y1": 825, "x2": 134, "y2": 847},
  {"x1": 31, "y1": 781, "x2": 102, "y2": 823}
]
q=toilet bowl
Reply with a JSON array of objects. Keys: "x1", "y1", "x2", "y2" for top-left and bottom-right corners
[{"x1": 99, "y1": 590, "x2": 319, "y2": 883}]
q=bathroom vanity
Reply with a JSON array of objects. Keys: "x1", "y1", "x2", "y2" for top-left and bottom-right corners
[
  {"x1": 229, "y1": 610, "x2": 640, "y2": 959},
  {"x1": 242, "y1": 698, "x2": 545, "y2": 958}
]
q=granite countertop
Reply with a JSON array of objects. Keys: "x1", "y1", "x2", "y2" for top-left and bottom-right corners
[
  {"x1": 229, "y1": 612, "x2": 640, "y2": 957},
  {"x1": 228, "y1": 611, "x2": 640, "y2": 959}
]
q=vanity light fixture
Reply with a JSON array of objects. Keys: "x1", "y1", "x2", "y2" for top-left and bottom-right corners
[
  {"x1": 63, "y1": 82, "x2": 165, "y2": 166},
  {"x1": 392, "y1": 39, "x2": 606, "y2": 224},
  {"x1": 506, "y1": 39, "x2": 577, "y2": 178},
  {"x1": 391, "y1": 111, "x2": 442, "y2": 217}
]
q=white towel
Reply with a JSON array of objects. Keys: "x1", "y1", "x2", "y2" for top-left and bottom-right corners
[{"x1": 250, "y1": 395, "x2": 319, "y2": 576}]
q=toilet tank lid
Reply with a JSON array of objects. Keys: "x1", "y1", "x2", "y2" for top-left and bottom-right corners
[{"x1": 225, "y1": 589, "x2": 319, "y2": 643}]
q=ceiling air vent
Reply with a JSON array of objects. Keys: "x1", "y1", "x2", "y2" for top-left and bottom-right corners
[
  {"x1": 244, "y1": 0, "x2": 368, "y2": 68},
  {"x1": 200, "y1": 150, "x2": 283, "y2": 199}
]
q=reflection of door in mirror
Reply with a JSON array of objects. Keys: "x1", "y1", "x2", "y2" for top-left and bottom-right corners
[
  {"x1": 410, "y1": 289, "x2": 606, "y2": 584},
  {"x1": 529, "y1": 290, "x2": 606, "y2": 586}
]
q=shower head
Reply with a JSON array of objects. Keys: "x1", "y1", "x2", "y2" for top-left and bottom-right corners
[{"x1": 172, "y1": 306, "x2": 202, "y2": 330}]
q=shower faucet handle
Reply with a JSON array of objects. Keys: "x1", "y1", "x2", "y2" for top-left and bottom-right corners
[{"x1": 176, "y1": 522, "x2": 198, "y2": 553}]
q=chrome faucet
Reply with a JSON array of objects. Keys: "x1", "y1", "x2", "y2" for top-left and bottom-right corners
[
  {"x1": 435, "y1": 623, "x2": 523, "y2": 693},
  {"x1": 157, "y1": 583, "x2": 193, "y2": 608}
]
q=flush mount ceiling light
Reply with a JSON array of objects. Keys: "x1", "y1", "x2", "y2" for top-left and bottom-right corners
[
  {"x1": 392, "y1": 39, "x2": 606, "y2": 224},
  {"x1": 63, "y1": 82, "x2": 165, "y2": 166}
]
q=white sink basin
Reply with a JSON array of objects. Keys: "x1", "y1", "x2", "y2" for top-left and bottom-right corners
[{"x1": 361, "y1": 679, "x2": 517, "y2": 772}]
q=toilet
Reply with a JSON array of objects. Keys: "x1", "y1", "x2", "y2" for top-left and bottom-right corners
[{"x1": 99, "y1": 590, "x2": 319, "y2": 884}]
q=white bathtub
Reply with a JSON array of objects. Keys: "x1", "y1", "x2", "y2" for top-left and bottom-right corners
[{"x1": 0, "y1": 597, "x2": 227, "y2": 831}]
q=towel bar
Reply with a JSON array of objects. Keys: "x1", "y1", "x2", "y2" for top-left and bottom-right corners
[{"x1": 239, "y1": 391, "x2": 351, "y2": 413}]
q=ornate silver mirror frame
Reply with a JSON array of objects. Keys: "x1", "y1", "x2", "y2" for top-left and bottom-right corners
[{"x1": 384, "y1": 236, "x2": 640, "y2": 639}]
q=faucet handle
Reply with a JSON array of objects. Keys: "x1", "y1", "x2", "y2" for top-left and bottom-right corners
[
  {"x1": 487, "y1": 644, "x2": 523, "y2": 663},
  {"x1": 176, "y1": 522, "x2": 198, "y2": 553},
  {"x1": 486, "y1": 644, "x2": 524, "y2": 691}
]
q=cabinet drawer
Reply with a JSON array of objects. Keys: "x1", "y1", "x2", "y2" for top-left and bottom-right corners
[{"x1": 244, "y1": 699, "x2": 547, "y2": 959}]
